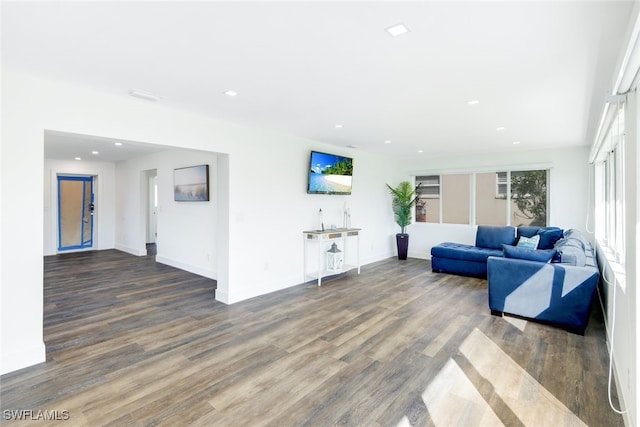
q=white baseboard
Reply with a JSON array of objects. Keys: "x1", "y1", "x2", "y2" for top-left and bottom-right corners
[
  {"x1": 361, "y1": 251, "x2": 395, "y2": 265},
  {"x1": 1, "y1": 341, "x2": 46, "y2": 375},
  {"x1": 408, "y1": 250, "x2": 430, "y2": 260},
  {"x1": 155, "y1": 255, "x2": 216, "y2": 280},
  {"x1": 215, "y1": 289, "x2": 230, "y2": 304},
  {"x1": 115, "y1": 243, "x2": 146, "y2": 256}
]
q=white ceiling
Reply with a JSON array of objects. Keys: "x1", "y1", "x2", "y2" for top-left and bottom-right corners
[
  {"x1": 3, "y1": 1, "x2": 636, "y2": 161},
  {"x1": 43, "y1": 131, "x2": 177, "y2": 163}
]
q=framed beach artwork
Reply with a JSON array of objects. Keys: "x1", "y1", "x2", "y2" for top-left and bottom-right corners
[{"x1": 174, "y1": 164, "x2": 210, "y2": 201}]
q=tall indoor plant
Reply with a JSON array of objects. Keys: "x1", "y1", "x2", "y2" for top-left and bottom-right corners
[{"x1": 386, "y1": 181, "x2": 421, "y2": 260}]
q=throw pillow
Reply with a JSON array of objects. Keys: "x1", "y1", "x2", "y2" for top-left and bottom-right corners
[
  {"x1": 555, "y1": 244, "x2": 587, "y2": 267},
  {"x1": 516, "y1": 235, "x2": 540, "y2": 249},
  {"x1": 502, "y1": 244, "x2": 557, "y2": 263},
  {"x1": 536, "y1": 228, "x2": 564, "y2": 250},
  {"x1": 564, "y1": 229, "x2": 591, "y2": 247},
  {"x1": 555, "y1": 237, "x2": 585, "y2": 251}
]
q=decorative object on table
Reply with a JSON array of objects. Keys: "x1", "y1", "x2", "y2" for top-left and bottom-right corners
[
  {"x1": 318, "y1": 208, "x2": 325, "y2": 231},
  {"x1": 174, "y1": 164, "x2": 210, "y2": 201},
  {"x1": 303, "y1": 228, "x2": 361, "y2": 286},
  {"x1": 326, "y1": 242, "x2": 343, "y2": 271},
  {"x1": 386, "y1": 181, "x2": 422, "y2": 260},
  {"x1": 343, "y1": 202, "x2": 348, "y2": 228},
  {"x1": 342, "y1": 203, "x2": 352, "y2": 228}
]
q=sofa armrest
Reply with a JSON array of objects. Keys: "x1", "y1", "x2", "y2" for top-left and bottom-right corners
[{"x1": 487, "y1": 256, "x2": 599, "y2": 332}]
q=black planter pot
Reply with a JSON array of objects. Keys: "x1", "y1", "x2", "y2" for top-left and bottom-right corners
[{"x1": 396, "y1": 233, "x2": 409, "y2": 260}]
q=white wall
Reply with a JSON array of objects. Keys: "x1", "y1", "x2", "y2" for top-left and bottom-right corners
[
  {"x1": 43, "y1": 159, "x2": 116, "y2": 255},
  {"x1": 2, "y1": 74, "x2": 46, "y2": 374},
  {"x1": 217, "y1": 136, "x2": 402, "y2": 303},
  {"x1": 115, "y1": 149, "x2": 219, "y2": 279},
  {"x1": 1, "y1": 70, "x2": 401, "y2": 374},
  {"x1": 397, "y1": 146, "x2": 592, "y2": 259},
  {"x1": 632, "y1": 90, "x2": 639, "y2": 427}
]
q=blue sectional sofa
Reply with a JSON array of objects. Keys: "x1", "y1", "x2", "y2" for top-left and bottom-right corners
[
  {"x1": 431, "y1": 225, "x2": 599, "y2": 333},
  {"x1": 430, "y1": 225, "x2": 516, "y2": 278},
  {"x1": 487, "y1": 229, "x2": 599, "y2": 334}
]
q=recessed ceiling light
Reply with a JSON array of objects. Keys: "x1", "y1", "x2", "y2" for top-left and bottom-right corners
[
  {"x1": 467, "y1": 100, "x2": 480, "y2": 105},
  {"x1": 114, "y1": 142, "x2": 123, "y2": 146},
  {"x1": 513, "y1": 141, "x2": 521, "y2": 145},
  {"x1": 335, "y1": 124, "x2": 343, "y2": 129},
  {"x1": 224, "y1": 90, "x2": 238, "y2": 97},
  {"x1": 496, "y1": 126, "x2": 505, "y2": 131},
  {"x1": 91, "y1": 151, "x2": 99, "y2": 155},
  {"x1": 384, "y1": 140, "x2": 392, "y2": 144},
  {"x1": 129, "y1": 89, "x2": 159, "y2": 102},
  {"x1": 74, "y1": 157, "x2": 81, "y2": 161},
  {"x1": 386, "y1": 23, "x2": 410, "y2": 37},
  {"x1": 417, "y1": 150, "x2": 424, "y2": 153}
]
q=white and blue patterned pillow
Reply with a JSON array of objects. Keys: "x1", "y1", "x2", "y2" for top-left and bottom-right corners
[{"x1": 516, "y1": 234, "x2": 540, "y2": 250}]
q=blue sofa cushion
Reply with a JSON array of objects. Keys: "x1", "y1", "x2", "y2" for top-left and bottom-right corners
[
  {"x1": 475, "y1": 225, "x2": 516, "y2": 249},
  {"x1": 537, "y1": 228, "x2": 564, "y2": 249},
  {"x1": 517, "y1": 226, "x2": 563, "y2": 249},
  {"x1": 517, "y1": 226, "x2": 543, "y2": 239},
  {"x1": 502, "y1": 244, "x2": 556, "y2": 262},
  {"x1": 431, "y1": 242, "x2": 503, "y2": 263}
]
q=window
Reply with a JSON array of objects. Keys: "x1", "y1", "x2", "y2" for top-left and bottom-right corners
[
  {"x1": 415, "y1": 174, "x2": 470, "y2": 224},
  {"x1": 476, "y1": 172, "x2": 507, "y2": 225},
  {"x1": 442, "y1": 174, "x2": 470, "y2": 224},
  {"x1": 415, "y1": 170, "x2": 548, "y2": 226},
  {"x1": 415, "y1": 175, "x2": 440, "y2": 223},
  {"x1": 510, "y1": 170, "x2": 548, "y2": 226},
  {"x1": 496, "y1": 172, "x2": 508, "y2": 198},
  {"x1": 595, "y1": 101, "x2": 625, "y2": 265}
]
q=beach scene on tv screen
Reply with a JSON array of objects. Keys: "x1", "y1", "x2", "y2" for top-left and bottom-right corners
[{"x1": 309, "y1": 152, "x2": 353, "y2": 193}]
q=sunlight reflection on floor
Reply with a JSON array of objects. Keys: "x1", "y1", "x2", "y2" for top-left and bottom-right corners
[
  {"x1": 503, "y1": 316, "x2": 528, "y2": 332},
  {"x1": 418, "y1": 328, "x2": 587, "y2": 427},
  {"x1": 422, "y1": 358, "x2": 504, "y2": 426}
]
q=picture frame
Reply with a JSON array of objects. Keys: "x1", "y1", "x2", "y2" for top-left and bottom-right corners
[{"x1": 174, "y1": 164, "x2": 210, "y2": 201}]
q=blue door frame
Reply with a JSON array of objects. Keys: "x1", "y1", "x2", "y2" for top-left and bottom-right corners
[{"x1": 57, "y1": 176, "x2": 94, "y2": 251}]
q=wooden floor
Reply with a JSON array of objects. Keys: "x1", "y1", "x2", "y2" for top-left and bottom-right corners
[{"x1": 0, "y1": 250, "x2": 623, "y2": 426}]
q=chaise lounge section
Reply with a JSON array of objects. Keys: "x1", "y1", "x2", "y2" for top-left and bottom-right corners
[{"x1": 430, "y1": 225, "x2": 516, "y2": 278}]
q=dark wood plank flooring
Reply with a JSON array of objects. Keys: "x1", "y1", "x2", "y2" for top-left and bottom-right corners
[{"x1": 0, "y1": 250, "x2": 623, "y2": 426}]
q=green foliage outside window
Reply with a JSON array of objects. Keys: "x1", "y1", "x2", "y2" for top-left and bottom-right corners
[{"x1": 511, "y1": 170, "x2": 547, "y2": 226}]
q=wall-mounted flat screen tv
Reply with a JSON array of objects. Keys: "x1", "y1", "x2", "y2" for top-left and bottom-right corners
[{"x1": 307, "y1": 150, "x2": 353, "y2": 195}]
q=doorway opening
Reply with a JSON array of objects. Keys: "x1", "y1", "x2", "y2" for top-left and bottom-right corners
[{"x1": 145, "y1": 169, "x2": 158, "y2": 256}]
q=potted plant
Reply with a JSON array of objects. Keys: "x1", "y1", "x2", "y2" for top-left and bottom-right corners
[{"x1": 386, "y1": 181, "x2": 421, "y2": 260}]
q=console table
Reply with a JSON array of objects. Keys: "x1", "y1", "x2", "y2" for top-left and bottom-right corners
[{"x1": 303, "y1": 228, "x2": 361, "y2": 286}]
